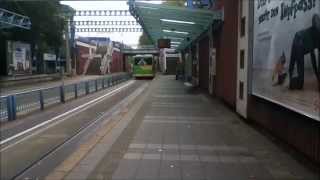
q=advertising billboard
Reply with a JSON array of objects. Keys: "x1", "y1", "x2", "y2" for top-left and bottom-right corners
[
  {"x1": 252, "y1": 0, "x2": 320, "y2": 121},
  {"x1": 6, "y1": 41, "x2": 31, "y2": 75}
]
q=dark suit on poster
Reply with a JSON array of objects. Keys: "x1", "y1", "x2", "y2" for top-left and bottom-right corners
[{"x1": 288, "y1": 14, "x2": 320, "y2": 90}]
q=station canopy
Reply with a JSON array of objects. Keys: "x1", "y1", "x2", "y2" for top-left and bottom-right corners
[{"x1": 129, "y1": 1, "x2": 223, "y2": 51}]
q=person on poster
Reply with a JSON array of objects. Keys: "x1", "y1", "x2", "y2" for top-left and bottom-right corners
[
  {"x1": 288, "y1": 14, "x2": 320, "y2": 90},
  {"x1": 272, "y1": 52, "x2": 287, "y2": 86}
]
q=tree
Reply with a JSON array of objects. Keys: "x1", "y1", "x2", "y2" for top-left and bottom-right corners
[
  {"x1": 0, "y1": 1, "x2": 66, "y2": 54},
  {"x1": 0, "y1": 1, "x2": 74, "y2": 74},
  {"x1": 138, "y1": 32, "x2": 153, "y2": 47}
]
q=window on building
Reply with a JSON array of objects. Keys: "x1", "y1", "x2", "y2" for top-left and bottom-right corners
[
  {"x1": 240, "y1": 17, "x2": 246, "y2": 37},
  {"x1": 239, "y1": 81, "x2": 244, "y2": 100},
  {"x1": 240, "y1": 49, "x2": 245, "y2": 69}
]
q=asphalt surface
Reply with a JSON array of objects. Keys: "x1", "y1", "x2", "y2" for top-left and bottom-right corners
[{"x1": 0, "y1": 79, "x2": 148, "y2": 180}]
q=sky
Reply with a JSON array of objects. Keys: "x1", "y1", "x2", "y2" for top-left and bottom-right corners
[{"x1": 60, "y1": 1, "x2": 163, "y2": 48}]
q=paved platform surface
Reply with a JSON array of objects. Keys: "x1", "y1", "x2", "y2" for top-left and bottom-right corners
[{"x1": 63, "y1": 75, "x2": 318, "y2": 180}]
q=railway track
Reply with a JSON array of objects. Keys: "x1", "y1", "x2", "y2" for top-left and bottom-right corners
[{"x1": 0, "y1": 80, "x2": 148, "y2": 180}]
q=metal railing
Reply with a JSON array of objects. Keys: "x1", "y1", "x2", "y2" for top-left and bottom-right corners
[{"x1": 0, "y1": 73, "x2": 132, "y2": 122}]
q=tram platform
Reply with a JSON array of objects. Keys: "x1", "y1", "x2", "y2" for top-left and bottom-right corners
[{"x1": 47, "y1": 75, "x2": 318, "y2": 180}]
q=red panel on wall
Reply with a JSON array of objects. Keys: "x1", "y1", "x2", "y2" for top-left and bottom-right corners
[
  {"x1": 111, "y1": 50, "x2": 124, "y2": 73},
  {"x1": 199, "y1": 36, "x2": 209, "y2": 90},
  {"x1": 214, "y1": 0, "x2": 238, "y2": 108}
]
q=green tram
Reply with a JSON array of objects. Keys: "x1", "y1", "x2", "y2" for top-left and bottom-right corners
[{"x1": 132, "y1": 54, "x2": 155, "y2": 78}]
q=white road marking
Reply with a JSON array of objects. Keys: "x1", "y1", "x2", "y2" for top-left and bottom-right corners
[{"x1": 0, "y1": 80, "x2": 135, "y2": 149}]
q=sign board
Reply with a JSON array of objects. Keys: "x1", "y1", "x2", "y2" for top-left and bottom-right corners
[
  {"x1": 7, "y1": 41, "x2": 31, "y2": 75},
  {"x1": 14, "y1": 47, "x2": 26, "y2": 67},
  {"x1": 252, "y1": 0, "x2": 320, "y2": 121},
  {"x1": 43, "y1": 53, "x2": 56, "y2": 61},
  {"x1": 158, "y1": 39, "x2": 171, "y2": 48}
]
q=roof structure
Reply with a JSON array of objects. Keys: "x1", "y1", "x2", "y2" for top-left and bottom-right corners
[{"x1": 128, "y1": 1, "x2": 223, "y2": 51}]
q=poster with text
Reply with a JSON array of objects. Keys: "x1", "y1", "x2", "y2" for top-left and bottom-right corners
[
  {"x1": 253, "y1": 0, "x2": 320, "y2": 121},
  {"x1": 11, "y1": 41, "x2": 31, "y2": 74}
]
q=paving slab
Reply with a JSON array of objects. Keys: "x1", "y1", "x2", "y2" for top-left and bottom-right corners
[{"x1": 73, "y1": 75, "x2": 317, "y2": 180}]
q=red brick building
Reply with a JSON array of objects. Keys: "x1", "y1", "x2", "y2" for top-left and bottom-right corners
[
  {"x1": 75, "y1": 41, "x2": 97, "y2": 75},
  {"x1": 111, "y1": 47, "x2": 124, "y2": 73}
]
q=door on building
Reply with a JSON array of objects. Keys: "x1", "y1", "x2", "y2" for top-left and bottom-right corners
[{"x1": 199, "y1": 37, "x2": 209, "y2": 90}]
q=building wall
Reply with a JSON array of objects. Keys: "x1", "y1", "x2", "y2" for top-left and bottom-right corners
[
  {"x1": 192, "y1": 0, "x2": 238, "y2": 106},
  {"x1": 248, "y1": 96, "x2": 320, "y2": 164},
  {"x1": 76, "y1": 41, "x2": 128, "y2": 75},
  {"x1": 183, "y1": 48, "x2": 193, "y2": 81},
  {"x1": 124, "y1": 56, "x2": 132, "y2": 73},
  {"x1": 192, "y1": 0, "x2": 320, "y2": 166},
  {"x1": 236, "y1": 0, "x2": 249, "y2": 118},
  {"x1": 199, "y1": 36, "x2": 209, "y2": 90},
  {"x1": 111, "y1": 50, "x2": 124, "y2": 73},
  {"x1": 85, "y1": 58, "x2": 101, "y2": 75},
  {"x1": 76, "y1": 41, "x2": 101, "y2": 75},
  {"x1": 214, "y1": 0, "x2": 239, "y2": 108},
  {"x1": 191, "y1": 44, "x2": 199, "y2": 85},
  {"x1": 244, "y1": 1, "x2": 320, "y2": 164},
  {"x1": 76, "y1": 45, "x2": 90, "y2": 75},
  {"x1": 159, "y1": 49, "x2": 166, "y2": 73}
]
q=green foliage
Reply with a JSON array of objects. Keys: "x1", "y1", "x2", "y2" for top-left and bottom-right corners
[
  {"x1": 138, "y1": 32, "x2": 153, "y2": 46},
  {"x1": 0, "y1": 1, "x2": 68, "y2": 52}
]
